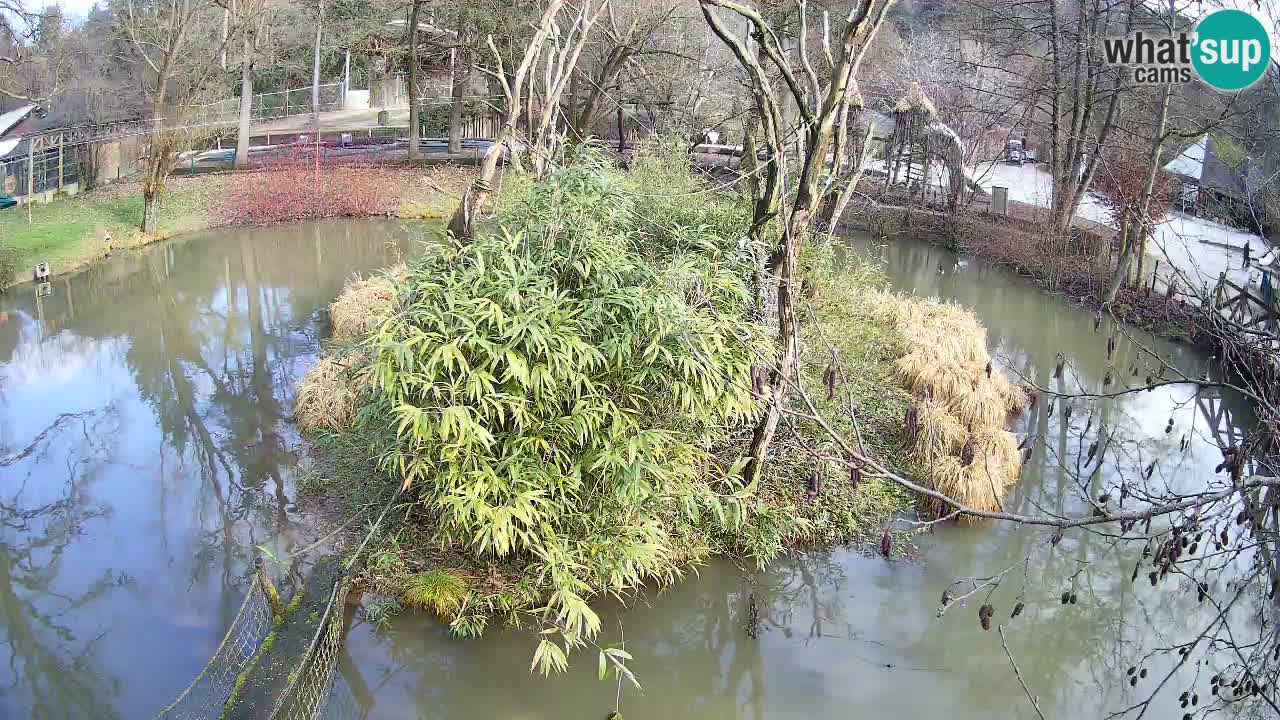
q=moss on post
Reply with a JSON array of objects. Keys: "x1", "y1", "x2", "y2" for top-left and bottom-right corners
[{"x1": 255, "y1": 558, "x2": 286, "y2": 621}]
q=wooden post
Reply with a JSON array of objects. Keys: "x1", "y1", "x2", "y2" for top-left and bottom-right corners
[
  {"x1": 255, "y1": 557, "x2": 286, "y2": 621},
  {"x1": 26, "y1": 143, "x2": 34, "y2": 224},
  {"x1": 616, "y1": 106, "x2": 624, "y2": 153},
  {"x1": 57, "y1": 143, "x2": 64, "y2": 192}
]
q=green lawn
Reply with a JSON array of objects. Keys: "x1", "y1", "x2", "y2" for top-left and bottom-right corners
[
  {"x1": 0, "y1": 165, "x2": 471, "y2": 287},
  {"x1": 0, "y1": 182, "x2": 211, "y2": 285}
]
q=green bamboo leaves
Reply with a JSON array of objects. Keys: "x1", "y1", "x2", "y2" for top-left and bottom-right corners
[{"x1": 357, "y1": 151, "x2": 766, "y2": 663}]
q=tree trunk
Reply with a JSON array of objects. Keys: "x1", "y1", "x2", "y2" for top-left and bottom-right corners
[
  {"x1": 447, "y1": 37, "x2": 470, "y2": 153},
  {"x1": 141, "y1": 82, "x2": 170, "y2": 234},
  {"x1": 221, "y1": 8, "x2": 229, "y2": 70},
  {"x1": 407, "y1": 0, "x2": 422, "y2": 159},
  {"x1": 235, "y1": 27, "x2": 254, "y2": 169},
  {"x1": 311, "y1": 0, "x2": 323, "y2": 141},
  {"x1": 142, "y1": 178, "x2": 160, "y2": 234},
  {"x1": 1103, "y1": 0, "x2": 1173, "y2": 304},
  {"x1": 566, "y1": 67, "x2": 579, "y2": 139},
  {"x1": 1105, "y1": 214, "x2": 1134, "y2": 302},
  {"x1": 571, "y1": 51, "x2": 630, "y2": 140}
]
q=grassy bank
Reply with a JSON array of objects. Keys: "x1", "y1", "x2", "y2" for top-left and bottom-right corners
[
  {"x1": 292, "y1": 147, "x2": 1028, "y2": 663},
  {"x1": 0, "y1": 179, "x2": 211, "y2": 283},
  {"x1": 0, "y1": 163, "x2": 474, "y2": 288}
]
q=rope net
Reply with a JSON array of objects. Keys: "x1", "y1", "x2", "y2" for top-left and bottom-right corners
[
  {"x1": 268, "y1": 576, "x2": 353, "y2": 720},
  {"x1": 155, "y1": 576, "x2": 275, "y2": 720}
]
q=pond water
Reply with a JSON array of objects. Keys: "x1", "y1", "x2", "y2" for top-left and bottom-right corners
[{"x1": 0, "y1": 220, "x2": 1254, "y2": 719}]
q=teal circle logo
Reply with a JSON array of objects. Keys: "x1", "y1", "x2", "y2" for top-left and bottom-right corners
[{"x1": 1192, "y1": 9, "x2": 1271, "y2": 91}]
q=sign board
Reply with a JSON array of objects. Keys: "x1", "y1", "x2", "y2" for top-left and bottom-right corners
[{"x1": 991, "y1": 186, "x2": 1009, "y2": 216}]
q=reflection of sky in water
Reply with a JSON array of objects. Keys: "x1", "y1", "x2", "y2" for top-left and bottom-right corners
[{"x1": 0, "y1": 219, "x2": 415, "y2": 719}]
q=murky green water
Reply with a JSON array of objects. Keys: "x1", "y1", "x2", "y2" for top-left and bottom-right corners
[
  {"x1": 0, "y1": 220, "x2": 420, "y2": 719},
  {"x1": 0, "y1": 220, "x2": 1253, "y2": 719}
]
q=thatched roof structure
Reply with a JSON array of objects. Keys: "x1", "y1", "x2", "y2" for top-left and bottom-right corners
[{"x1": 893, "y1": 82, "x2": 937, "y2": 118}]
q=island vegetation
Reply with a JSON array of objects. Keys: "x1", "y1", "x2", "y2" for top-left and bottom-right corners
[{"x1": 295, "y1": 143, "x2": 1027, "y2": 668}]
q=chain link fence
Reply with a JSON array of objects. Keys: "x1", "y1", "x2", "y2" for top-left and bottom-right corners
[
  {"x1": 190, "y1": 84, "x2": 346, "y2": 125},
  {"x1": 154, "y1": 576, "x2": 275, "y2": 720}
]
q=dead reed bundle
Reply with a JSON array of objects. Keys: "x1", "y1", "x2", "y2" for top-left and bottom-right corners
[
  {"x1": 329, "y1": 264, "x2": 406, "y2": 342},
  {"x1": 911, "y1": 398, "x2": 967, "y2": 462},
  {"x1": 295, "y1": 355, "x2": 366, "y2": 432},
  {"x1": 924, "y1": 430, "x2": 1021, "y2": 518},
  {"x1": 893, "y1": 81, "x2": 939, "y2": 118},
  {"x1": 871, "y1": 290, "x2": 1026, "y2": 519}
]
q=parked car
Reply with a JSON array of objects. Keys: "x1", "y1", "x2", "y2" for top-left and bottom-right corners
[
  {"x1": 0, "y1": 195, "x2": 16, "y2": 210},
  {"x1": 1006, "y1": 139, "x2": 1026, "y2": 165}
]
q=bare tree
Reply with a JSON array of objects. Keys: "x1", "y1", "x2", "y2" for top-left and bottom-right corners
[
  {"x1": 565, "y1": 0, "x2": 679, "y2": 142},
  {"x1": 117, "y1": 0, "x2": 228, "y2": 233},
  {"x1": 700, "y1": 0, "x2": 896, "y2": 486},
  {"x1": 446, "y1": 0, "x2": 569, "y2": 241},
  {"x1": 0, "y1": 0, "x2": 74, "y2": 102}
]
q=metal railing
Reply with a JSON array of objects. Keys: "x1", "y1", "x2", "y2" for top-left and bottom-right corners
[{"x1": 190, "y1": 83, "x2": 346, "y2": 125}]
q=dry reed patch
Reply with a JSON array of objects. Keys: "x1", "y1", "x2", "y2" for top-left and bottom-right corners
[
  {"x1": 910, "y1": 398, "x2": 966, "y2": 463},
  {"x1": 868, "y1": 290, "x2": 1025, "y2": 519},
  {"x1": 296, "y1": 355, "x2": 365, "y2": 432},
  {"x1": 329, "y1": 265, "x2": 405, "y2": 342}
]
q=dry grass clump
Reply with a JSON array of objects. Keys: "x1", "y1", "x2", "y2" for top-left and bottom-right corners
[
  {"x1": 911, "y1": 398, "x2": 966, "y2": 462},
  {"x1": 296, "y1": 355, "x2": 365, "y2": 432},
  {"x1": 868, "y1": 290, "x2": 1026, "y2": 520},
  {"x1": 329, "y1": 265, "x2": 406, "y2": 342}
]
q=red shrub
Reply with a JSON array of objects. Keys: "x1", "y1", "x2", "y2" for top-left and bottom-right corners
[{"x1": 217, "y1": 147, "x2": 405, "y2": 225}]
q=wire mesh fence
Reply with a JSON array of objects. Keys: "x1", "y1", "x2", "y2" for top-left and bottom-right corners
[
  {"x1": 190, "y1": 84, "x2": 346, "y2": 125},
  {"x1": 154, "y1": 576, "x2": 275, "y2": 720},
  {"x1": 268, "y1": 575, "x2": 352, "y2": 720}
]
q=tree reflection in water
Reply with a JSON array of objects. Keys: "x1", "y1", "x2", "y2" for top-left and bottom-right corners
[{"x1": 0, "y1": 219, "x2": 419, "y2": 718}]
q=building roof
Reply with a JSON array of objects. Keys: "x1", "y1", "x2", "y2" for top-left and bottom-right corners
[
  {"x1": 1201, "y1": 136, "x2": 1248, "y2": 199},
  {"x1": 1164, "y1": 135, "x2": 1206, "y2": 179},
  {"x1": 0, "y1": 104, "x2": 37, "y2": 137},
  {"x1": 1163, "y1": 134, "x2": 1247, "y2": 199}
]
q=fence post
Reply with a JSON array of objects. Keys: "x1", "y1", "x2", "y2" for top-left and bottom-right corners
[
  {"x1": 26, "y1": 142, "x2": 34, "y2": 224},
  {"x1": 255, "y1": 557, "x2": 286, "y2": 621},
  {"x1": 57, "y1": 143, "x2": 64, "y2": 192}
]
